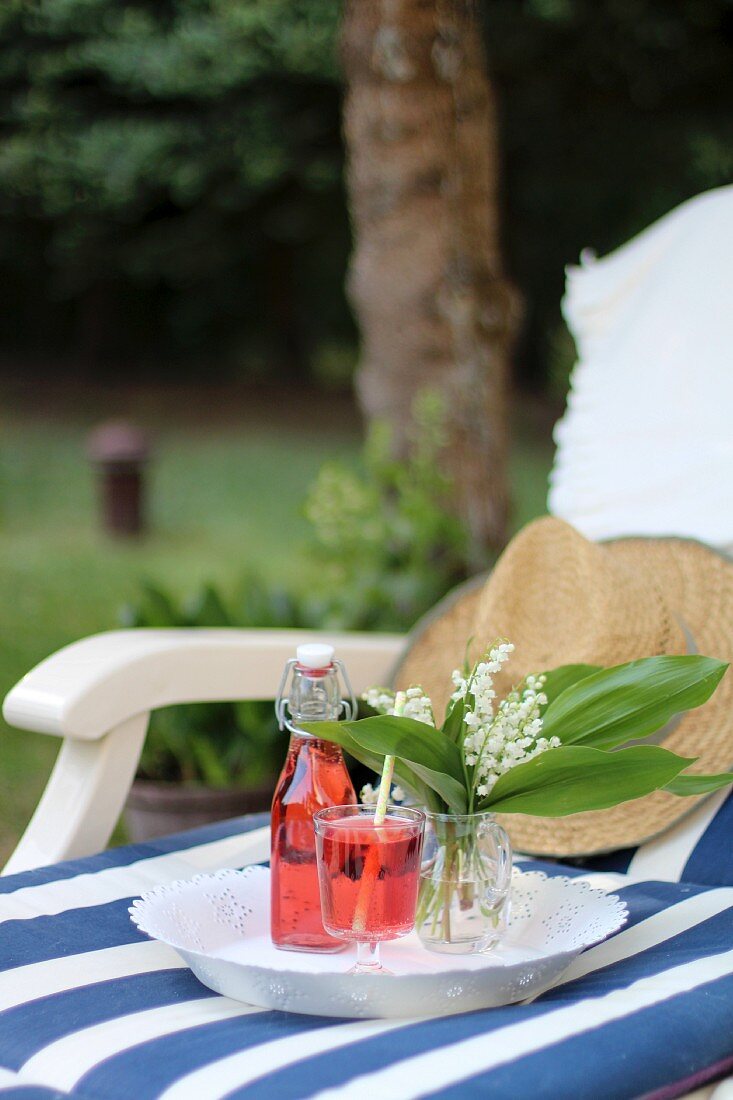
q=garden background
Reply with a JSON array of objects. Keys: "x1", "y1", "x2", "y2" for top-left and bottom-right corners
[{"x1": 1, "y1": 0, "x2": 731, "y2": 859}]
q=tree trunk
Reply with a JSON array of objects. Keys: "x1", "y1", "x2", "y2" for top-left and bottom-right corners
[{"x1": 341, "y1": 0, "x2": 518, "y2": 560}]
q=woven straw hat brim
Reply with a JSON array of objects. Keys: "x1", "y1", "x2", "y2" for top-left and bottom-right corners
[
  {"x1": 392, "y1": 524, "x2": 733, "y2": 857},
  {"x1": 392, "y1": 573, "x2": 487, "y2": 714}
]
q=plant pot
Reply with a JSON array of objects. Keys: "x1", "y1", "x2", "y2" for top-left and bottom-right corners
[
  {"x1": 416, "y1": 810, "x2": 513, "y2": 955},
  {"x1": 123, "y1": 779, "x2": 275, "y2": 843}
]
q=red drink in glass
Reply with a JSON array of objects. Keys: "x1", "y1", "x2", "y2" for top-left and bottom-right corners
[{"x1": 314, "y1": 805, "x2": 425, "y2": 973}]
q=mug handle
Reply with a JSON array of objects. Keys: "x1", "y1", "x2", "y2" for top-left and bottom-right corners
[{"x1": 478, "y1": 818, "x2": 513, "y2": 896}]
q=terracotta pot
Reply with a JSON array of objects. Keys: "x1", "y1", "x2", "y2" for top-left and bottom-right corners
[{"x1": 123, "y1": 779, "x2": 274, "y2": 843}]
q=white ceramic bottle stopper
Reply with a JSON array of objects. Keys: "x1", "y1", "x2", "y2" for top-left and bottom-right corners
[{"x1": 296, "y1": 643, "x2": 335, "y2": 669}]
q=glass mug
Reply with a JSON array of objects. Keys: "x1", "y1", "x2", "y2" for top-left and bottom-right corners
[{"x1": 416, "y1": 810, "x2": 512, "y2": 955}]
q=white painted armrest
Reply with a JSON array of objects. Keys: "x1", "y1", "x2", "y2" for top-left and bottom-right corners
[
  {"x1": 3, "y1": 628, "x2": 406, "y2": 875},
  {"x1": 3, "y1": 628, "x2": 405, "y2": 741}
]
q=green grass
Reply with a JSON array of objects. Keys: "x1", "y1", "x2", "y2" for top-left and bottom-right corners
[
  {"x1": 0, "y1": 402, "x2": 552, "y2": 862},
  {"x1": 0, "y1": 409, "x2": 360, "y2": 860}
]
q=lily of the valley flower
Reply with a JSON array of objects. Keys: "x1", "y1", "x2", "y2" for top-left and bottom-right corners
[
  {"x1": 362, "y1": 684, "x2": 435, "y2": 727},
  {"x1": 363, "y1": 641, "x2": 561, "y2": 806},
  {"x1": 463, "y1": 662, "x2": 560, "y2": 797},
  {"x1": 360, "y1": 782, "x2": 406, "y2": 806}
]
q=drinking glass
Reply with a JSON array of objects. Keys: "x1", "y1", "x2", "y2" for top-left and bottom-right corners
[{"x1": 314, "y1": 804, "x2": 425, "y2": 974}]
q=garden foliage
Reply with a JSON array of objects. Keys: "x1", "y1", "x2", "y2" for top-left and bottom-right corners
[
  {"x1": 121, "y1": 395, "x2": 473, "y2": 783},
  {"x1": 0, "y1": 0, "x2": 730, "y2": 381},
  {"x1": 121, "y1": 577, "x2": 307, "y2": 786},
  {"x1": 304, "y1": 392, "x2": 470, "y2": 631},
  {"x1": 0, "y1": 0, "x2": 347, "y2": 373}
]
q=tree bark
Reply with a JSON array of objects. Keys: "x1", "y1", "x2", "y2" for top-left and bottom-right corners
[{"x1": 341, "y1": 0, "x2": 518, "y2": 560}]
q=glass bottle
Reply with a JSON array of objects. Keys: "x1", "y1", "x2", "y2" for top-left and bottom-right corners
[{"x1": 270, "y1": 643, "x2": 357, "y2": 951}]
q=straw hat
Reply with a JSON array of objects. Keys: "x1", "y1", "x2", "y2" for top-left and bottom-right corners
[{"x1": 392, "y1": 516, "x2": 733, "y2": 856}]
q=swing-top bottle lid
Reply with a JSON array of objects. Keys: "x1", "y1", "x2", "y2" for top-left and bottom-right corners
[{"x1": 296, "y1": 643, "x2": 335, "y2": 670}]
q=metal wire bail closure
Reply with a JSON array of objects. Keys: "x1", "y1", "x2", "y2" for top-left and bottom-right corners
[{"x1": 275, "y1": 654, "x2": 357, "y2": 733}]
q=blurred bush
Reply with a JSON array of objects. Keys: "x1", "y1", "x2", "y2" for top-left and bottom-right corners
[
  {"x1": 120, "y1": 577, "x2": 309, "y2": 786},
  {"x1": 303, "y1": 392, "x2": 471, "y2": 631},
  {"x1": 0, "y1": 0, "x2": 350, "y2": 378},
  {"x1": 0, "y1": 0, "x2": 730, "y2": 385},
  {"x1": 121, "y1": 396, "x2": 475, "y2": 782}
]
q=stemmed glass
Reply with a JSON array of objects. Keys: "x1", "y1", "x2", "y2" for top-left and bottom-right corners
[{"x1": 314, "y1": 804, "x2": 425, "y2": 974}]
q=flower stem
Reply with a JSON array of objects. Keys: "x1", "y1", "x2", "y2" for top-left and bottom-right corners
[{"x1": 441, "y1": 820, "x2": 457, "y2": 943}]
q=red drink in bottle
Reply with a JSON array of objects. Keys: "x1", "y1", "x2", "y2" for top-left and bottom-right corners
[{"x1": 270, "y1": 645, "x2": 356, "y2": 952}]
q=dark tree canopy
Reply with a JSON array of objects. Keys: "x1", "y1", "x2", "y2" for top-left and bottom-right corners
[
  {"x1": 485, "y1": 0, "x2": 733, "y2": 386},
  {"x1": 0, "y1": 0, "x2": 731, "y2": 385},
  {"x1": 0, "y1": 0, "x2": 349, "y2": 377}
]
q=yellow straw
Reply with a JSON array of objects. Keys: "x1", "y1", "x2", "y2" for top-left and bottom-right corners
[
  {"x1": 372, "y1": 756, "x2": 394, "y2": 826},
  {"x1": 374, "y1": 690, "x2": 404, "y2": 824},
  {"x1": 352, "y1": 692, "x2": 405, "y2": 931}
]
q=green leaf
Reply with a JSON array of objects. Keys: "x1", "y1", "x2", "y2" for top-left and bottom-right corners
[
  {"x1": 664, "y1": 772, "x2": 733, "y2": 796},
  {"x1": 138, "y1": 581, "x2": 183, "y2": 627},
  {"x1": 538, "y1": 664, "x2": 600, "y2": 714},
  {"x1": 389, "y1": 764, "x2": 445, "y2": 812},
  {"x1": 303, "y1": 716, "x2": 465, "y2": 812},
  {"x1": 441, "y1": 691, "x2": 467, "y2": 744},
  {"x1": 303, "y1": 716, "x2": 465, "y2": 784},
  {"x1": 188, "y1": 733, "x2": 230, "y2": 788},
  {"x1": 300, "y1": 718, "x2": 382, "y2": 774},
  {"x1": 400, "y1": 762, "x2": 467, "y2": 814},
  {"x1": 541, "y1": 656, "x2": 728, "y2": 750},
  {"x1": 300, "y1": 718, "x2": 444, "y2": 812},
  {"x1": 483, "y1": 745, "x2": 694, "y2": 817},
  {"x1": 186, "y1": 583, "x2": 232, "y2": 627}
]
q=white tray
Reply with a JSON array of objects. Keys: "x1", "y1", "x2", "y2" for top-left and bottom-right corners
[{"x1": 130, "y1": 865, "x2": 627, "y2": 1019}]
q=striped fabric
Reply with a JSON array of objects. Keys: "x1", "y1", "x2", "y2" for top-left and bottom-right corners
[{"x1": 0, "y1": 814, "x2": 732, "y2": 1099}]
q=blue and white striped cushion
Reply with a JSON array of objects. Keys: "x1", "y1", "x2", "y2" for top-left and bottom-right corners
[
  {"x1": 581, "y1": 788, "x2": 733, "y2": 886},
  {"x1": 0, "y1": 813, "x2": 731, "y2": 1097}
]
